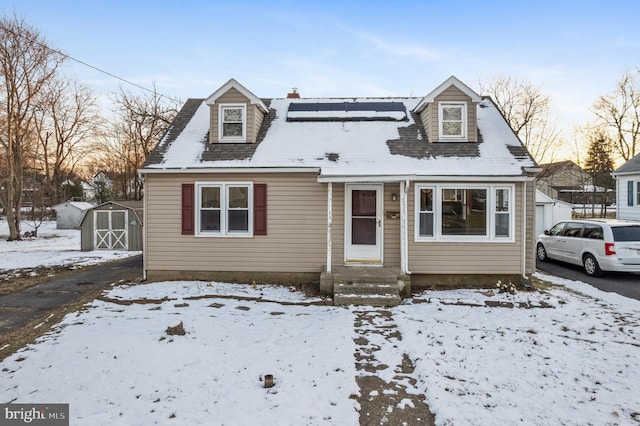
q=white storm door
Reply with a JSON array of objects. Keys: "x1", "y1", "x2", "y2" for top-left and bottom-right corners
[
  {"x1": 345, "y1": 184, "x2": 383, "y2": 263},
  {"x1": 94, "y1": 210, "x2": 128, "y2": 249}
]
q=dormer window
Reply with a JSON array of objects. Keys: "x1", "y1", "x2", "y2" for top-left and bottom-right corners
[
  {"x1": 219, "y1": 104, "x2": 246, "y2": 142},
  {"x1": 439, "y1": 102, "x2": 467, "y2": 141}
]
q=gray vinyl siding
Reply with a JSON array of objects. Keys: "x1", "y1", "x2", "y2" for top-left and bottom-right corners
[
  {"x1": 408, "y1": 181, "x2": 534, "y2": 275},
  {"x1": 209, "y1": 88, "x2": 264, "y2": 143},
  {"x1": 80, "y1": 204, "x2": 143, "y2": 251},
  {"x1": 144, "y1": 173, "x2": 328, "y2": 273},
  {"x1": 329, "y1": 183, "x2": 344, "y2": 269},
  {"x1": 383, "y1": 183, "x2": 401, "y2": 266},
  {"x1": 419, "y1": 85, "x2": 478, "y2": 143}
]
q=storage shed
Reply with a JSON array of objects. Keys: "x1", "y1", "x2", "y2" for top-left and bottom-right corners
[
  {"x1": 535, "y1": 189, "x2": 572, "y2": 237},
  {"x1": 52, "y1": 201, "x2": 94, "y2": 229},
  {"x1": 80, "y1": 201, "x2": 143, "y2": 251}
]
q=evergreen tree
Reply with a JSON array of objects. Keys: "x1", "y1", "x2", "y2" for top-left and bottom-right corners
[{"x1": 584, "y1": 134, "x2": 615, "y2": 216}]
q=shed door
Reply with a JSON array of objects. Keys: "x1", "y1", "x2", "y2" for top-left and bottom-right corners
[
  {"x1": 95, "y1": 210, "x2": 128, "y2": 250},
  {"x1": 345, "y1": 184, "x2": 383, "y2": 263}
]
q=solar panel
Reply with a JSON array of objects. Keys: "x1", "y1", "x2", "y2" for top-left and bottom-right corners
[{"x1": 287, "y1": 101, "x2": 407, "y2": 121}]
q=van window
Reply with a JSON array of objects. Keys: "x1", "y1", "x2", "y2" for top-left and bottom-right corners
[
  {"x1": 612, "y1": 226, "x2": 640, "y2": 242},
  {"x1": 564, "y1": 222, "x2": 583, "y2": 237},
  {"x1": 549, "y1": 222, "x2": 565, "y2": 236},
  {"x1": 583, "y1": 224, "x2": 603, "y2": 240}
]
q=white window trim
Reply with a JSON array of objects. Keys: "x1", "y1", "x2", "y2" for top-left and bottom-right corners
[
  {"x1": 438, "y1": 102, "x2": 467, "y2": 141},
  {"x1": 195, "y1": 182, "x2": 253, "y2": 237},
  {"x1": 218, "y1": 104, "x2": 247, "y2": 142},
  {"x1": 414, "y1": 183, "x2": 515, "y2": 242}
]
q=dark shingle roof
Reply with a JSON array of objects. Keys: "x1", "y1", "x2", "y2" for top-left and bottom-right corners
[
  {"x1": 200, "y1": 100, "x2": 274, "y2": 162},
  {"x1": 614, "y1": 152, "x2": 640, "y2": 173},
  {"x1": 142, "y1": 95, "x2": 534, "y2": 175},
  {"x1": 143, "y1": 98, "x2": 206, "y2": 167},
  {"x1": 387, "y1": 112, "x2": 481, "y2": 159}
]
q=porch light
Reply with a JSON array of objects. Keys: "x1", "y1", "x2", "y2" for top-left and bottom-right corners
[{"x1": 391, "y1": 193, "x2": 398, "y2": 201}]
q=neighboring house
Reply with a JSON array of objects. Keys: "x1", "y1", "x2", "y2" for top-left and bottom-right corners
[
  {"x1": 537, "y1": 160, "x2": 614, "y2": 206},
  {"x1": 52, "y1": 201, "x2": 95, "y2": 229},
  {"x1": 80, "y1": 201, "x2": 143, "y2": 251},
  {"x1": 139, "y1": 76, "x2": 539, "y2": 295},
  {"x1": 537, "y1": 160, "x2": 589, "y2": 201},
  {"x1": 535, "y1": 189, "x2": 572, "y2": 236},
  {"x1": 612, "y1": 152, "x2": 640, "y2": 221}
]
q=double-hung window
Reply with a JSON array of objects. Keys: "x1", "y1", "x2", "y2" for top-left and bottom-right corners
[
  {"x1": 219, "y1": 104, "x2": 246, "y2": 142},
  {"x1": 495, "y1": 187, "x2": 511, "y2": 238},
  {"x1": 439, "y1": 102, "x2": 467, "y2": 141},
  {"x1": 415, "y1": 184, "x2": 514, "y2": 241},
  {"x1": 418, "y1": 187, "x2": 434, "y2": 237},
  {"x1": 196, "y1": 182, "x2": 252, "y2": 236}
]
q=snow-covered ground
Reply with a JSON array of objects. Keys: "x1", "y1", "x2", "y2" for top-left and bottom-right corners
[
  {"x1": 0, "y1": 221, "x2": 140, "y2": 271},
  {"x1": 1, "y1": 221, "x2": 639, "y2": 425}
]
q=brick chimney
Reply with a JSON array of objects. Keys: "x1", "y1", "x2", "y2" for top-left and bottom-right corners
[{"x1": 287, "y1": 88, "x2": 300, "y2": 98}]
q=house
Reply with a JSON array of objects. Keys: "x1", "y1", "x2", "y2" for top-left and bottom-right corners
[
  {"x1": 537, "y1": 160, "x2": 590, "y2": 202},
  {"x1": 612, "y1": 152, "x2": 640, "y2": 221},
  {"x1": 537, "y1": 160, "x2": 614, "y2": 207},
  {"x1": 79, "y1": 201, "x2": 143, "y2": 251},
  {"x1": 139, "y1": 76, "x2": 539, "y2": 299},
  {"x1": 52, "y1": 201, "x2": 95, "y2": 229},
  {"x1": 535, "y1": 189, "x2": 572, "y2": 236}
]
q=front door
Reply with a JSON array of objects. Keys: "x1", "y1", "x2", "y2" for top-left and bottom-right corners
[{"x1": 345, "y1": 184, "x2": 383, "y2": 263}]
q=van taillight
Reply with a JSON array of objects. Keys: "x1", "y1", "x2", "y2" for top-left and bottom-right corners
[{"x1": 605, "y1": 243, "x2": 616, "y2": 256}]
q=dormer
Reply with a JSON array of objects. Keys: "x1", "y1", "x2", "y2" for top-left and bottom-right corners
[
  {"x1": 413, "y1": 76, "x2": 481, "y2": 143},
  {"x1": 205, "y1": 79, "x2": 269, "y2": 144}
]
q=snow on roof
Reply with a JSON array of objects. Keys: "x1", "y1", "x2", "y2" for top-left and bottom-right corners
[
  {"x1": 148, "y1": 96, "x2": 534, "y2": 177},
  {"x1": 52, "y1": 201, "x2": 95, "y2": 211}
]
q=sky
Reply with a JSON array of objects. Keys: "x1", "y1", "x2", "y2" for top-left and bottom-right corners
[{"x1": 2, "y1": 0, "x2": 640, "y2": 159}]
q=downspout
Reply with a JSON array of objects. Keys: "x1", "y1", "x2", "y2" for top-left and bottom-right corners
[
  {"x1": 140, "y1": 172, "x2": 147, "y2": 281},
  {"x1": 400, "y1": 180, "x2": 411, "y2": 275},
  {"x1": 522, "y1": 180, "x2": 528, "y2": 280},
  {"x1": 327, "y1": 182, "x2": 332, "y2": 274}
]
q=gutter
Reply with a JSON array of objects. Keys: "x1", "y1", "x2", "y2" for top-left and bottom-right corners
[
  {"x1": 138, "y1": 167, "x2": 321, "y2": 175},
  {"x1": 317, "y1": 174, "x2": 537, "y2": 183}
]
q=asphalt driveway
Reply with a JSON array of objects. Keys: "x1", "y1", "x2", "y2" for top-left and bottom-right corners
[{"x1": 0, "y1": 255, "x2": 143, "y2": 356}]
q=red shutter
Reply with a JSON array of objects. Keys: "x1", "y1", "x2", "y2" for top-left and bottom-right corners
[
  {"x1": 254, "y1": 183, "x2": 267, "y2": 235},
  {"x1": 181, "y1": 183, "x2": 195, "y2": 235}
]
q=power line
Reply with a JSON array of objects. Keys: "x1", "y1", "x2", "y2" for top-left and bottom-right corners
[{"x1": 0, "y1": 19, "x2": 183, "y2": 104}]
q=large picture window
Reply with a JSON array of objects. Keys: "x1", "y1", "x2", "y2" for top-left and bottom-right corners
[
  {"x1": 219, "y1": 104, "x2": 246, "y2": 142},
  {"x1": 415, "y1": 184, "x2": 514, "y2": 241},
  {"x1": 196, "y1": 182, "x2": 252, "y2": 236}
]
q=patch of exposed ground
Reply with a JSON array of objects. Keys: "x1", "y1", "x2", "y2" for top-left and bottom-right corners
[{"x1": 353, "y1": 309, "x2": 435, "y2": 425}]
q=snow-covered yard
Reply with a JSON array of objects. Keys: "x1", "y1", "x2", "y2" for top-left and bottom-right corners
[
  {"x1": 1, "y1": 221, "x2": 639, "y2": 425},
  {"x1": 0, "y1": 220, "x2": 139, "y2": 271}
]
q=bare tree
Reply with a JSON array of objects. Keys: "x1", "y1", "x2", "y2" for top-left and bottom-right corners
[
  {"x1": 32, "y1": 77, "x2": 101, "y2": 204},
  {"x1": 0, "y1": 13, "x2": 64, "y2": 240},
  {"x1": 481, "y1": 75, "x2": 563, "y2": 164},
  {"x1": 591, "y1": 70, "x2": 640, "y2": 162},
  {"x1": 102, "y1": 85, "x2": 179, "y2": 200}
]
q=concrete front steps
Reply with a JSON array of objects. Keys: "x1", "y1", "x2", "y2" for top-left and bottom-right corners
[{"x1": 321, "y1": 266, "x2": 410, "y2": 307}]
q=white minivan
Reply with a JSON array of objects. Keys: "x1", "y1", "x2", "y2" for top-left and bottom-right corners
[{"x1": 536, "y1": 219, "x2": 640, "y2": 276}]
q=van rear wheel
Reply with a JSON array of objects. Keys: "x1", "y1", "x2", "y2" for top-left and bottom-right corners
[{"x1": 583, "y1": 254, "x2": 602, "y2": 277}]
